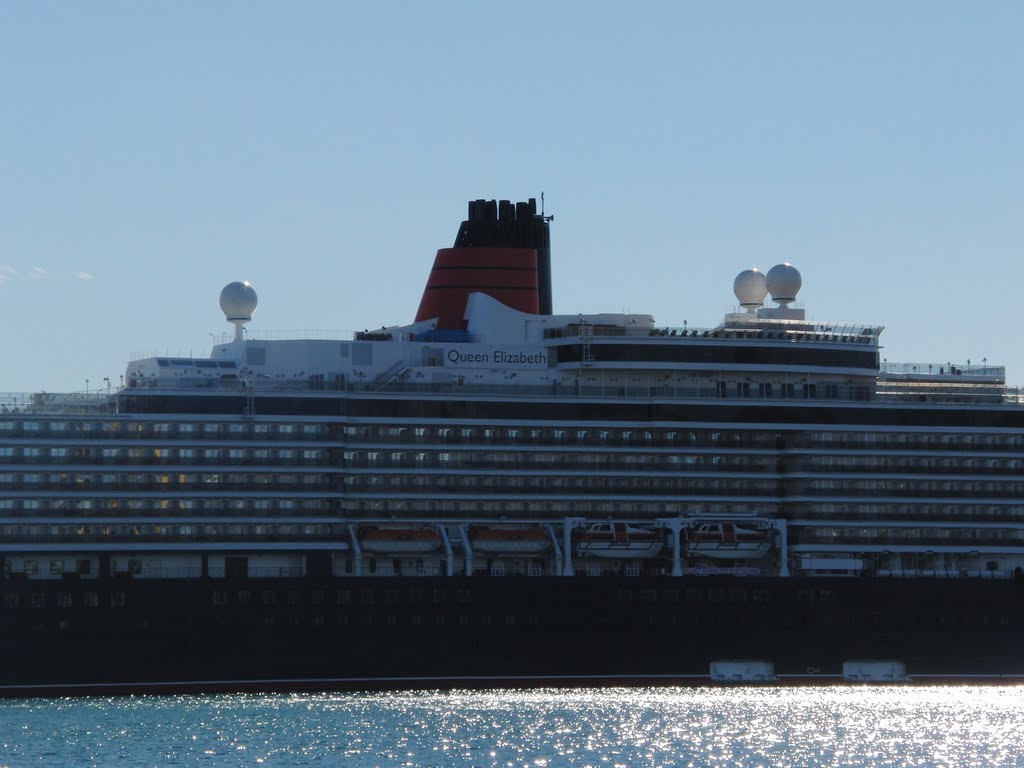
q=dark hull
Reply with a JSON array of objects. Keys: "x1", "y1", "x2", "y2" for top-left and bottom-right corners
[{"x1": 3, "y1": 572, "x2": 1024, "y2": 696}]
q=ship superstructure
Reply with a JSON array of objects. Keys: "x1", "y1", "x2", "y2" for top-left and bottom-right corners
[{"x1": 2, "y1": 198, "x2": 1023, "y2": 693}]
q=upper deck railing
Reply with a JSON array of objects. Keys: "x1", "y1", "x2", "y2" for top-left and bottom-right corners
[
  {"x1": 4, "y1": 377, "x2": 1024, "y2": 414},
  {"x1": 0, "y1": 391, "x2": 116, "y2": 414},
  {"x1": 881, "y1": 362, "x2": 1005, "y2": 378},
  {"x1": 210, "y1": 329, "x2": 356, "y2": 346},
  {"x1": 544, "y1": 321, "x2": 882, "y2": 344}
]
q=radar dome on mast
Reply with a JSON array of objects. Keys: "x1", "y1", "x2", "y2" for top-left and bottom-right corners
[
  {"x1": 733, "y1": 268, "x2": 768, "y2": 313},
  {"x1": 756, "y1": 263, "x2": 805, "y2": 320},
  {"x1": 765, "y1": 263, "x2": 801, "y2": 307},
  {"x1": 220, "y1": 281, "x2": 258, "y2": 341}
]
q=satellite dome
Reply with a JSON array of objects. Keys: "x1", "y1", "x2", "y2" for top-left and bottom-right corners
[
  {"x1": 733, "y1": 268, "x2": 768, "y2": 311},
  {"x1": 766, "y1": 263, "x2": 801, "y2": 305},
  {"x1": 220, "y1": 281, "x2": 258, "y2": 322}
]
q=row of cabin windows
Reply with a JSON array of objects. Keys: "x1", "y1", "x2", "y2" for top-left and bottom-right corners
[
  {"x1": 798, "y1": 478, "x2": 1024, "y2": 495},
  {"x1": 8, "y1": 444, "x2": 1024, "y2": 474},
  {"x1": 795, "y1": 525, "x2": 1024, "y2": 542},
  {"x1": 714, "y1": 382, "x2": 848, "y2": 399},
  {"x1": 340, "y1": 500, "x2": 775, "y2": 516},
  {"x1": 803, "y1": 455, "x2": 1024, "y2": 472},
  {"x1": 1, "y1": 522, "x2": 340, "y2": 540},
  {"x1": 349, "y1": 426, "x2": 779, "y2": 447},
  {"x1": 5, "y1": 420, "x2": 1024, "y2": 453},
  {"x1": 0, "y1": 448, "x2": 780, "y2": 473},
  {"x1": 0, "y1": 424, "x2": 776, "y2": 449},
  {"x1": 1, "y1": 471, "x2": 331, "y2": 485},
  {"x1": 0, "y1": 498, "x2": 333, "y2": 512},
  {"x1": 0, "y1": 421, "x2": 328, "y2": 436},
  {"x1": 10, "y1": 589, "x2": 1013, "y2": 631},
  {"x1": 800, "y1": 431, "x2": 1024, "y2": 450},
  {"x1": 794, "y1": 502, "x2": 1024, "y2": 521},
  {"x1": 346, "y1": 474, "x2": 780, "y2": 494},
  {"x1": 344, "y1": 451, "x2": 776, "y2": 470},
  {"x1": 4, "y1": 494, "x2": 1023, "y2": 520},
  {"x1": 0, "y1": 497, "x2": 778, "y2": 517},
  {"x1": 9, "y1": 558, "x2": 93, "y2": 576},
  {"x1": 4, "y1": 592, "x2": 110, "y2": 609},
  {"x1": 0, "y1": 447, "x2": 326, "y2": 462}
]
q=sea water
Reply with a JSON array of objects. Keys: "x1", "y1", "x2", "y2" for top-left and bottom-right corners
[{"x1": 1, "y1": 686, "x2": 1023, "y2": 767}]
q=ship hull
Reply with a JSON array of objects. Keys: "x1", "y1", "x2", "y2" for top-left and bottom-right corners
[{"x1": 3, "y1": 572, "x2": 1024, "y2": 695}]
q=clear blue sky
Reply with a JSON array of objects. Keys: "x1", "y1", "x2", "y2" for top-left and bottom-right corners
[{"x1": 1, "y1": 2, "x2": 1021, "y2": 392}]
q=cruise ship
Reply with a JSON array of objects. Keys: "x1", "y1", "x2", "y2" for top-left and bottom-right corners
[{"x1": 2, "y1": 197, "x2": 1024, "y2": 694}]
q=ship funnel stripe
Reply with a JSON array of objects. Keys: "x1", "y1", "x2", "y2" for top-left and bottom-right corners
[{"x1": 415, "y1": 246, "x2": 540, "y2": 329}]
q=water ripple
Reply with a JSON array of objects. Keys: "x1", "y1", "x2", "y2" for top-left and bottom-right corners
[{"x1": 1, "y1": 687, "x2": 1023, "y2": 767}]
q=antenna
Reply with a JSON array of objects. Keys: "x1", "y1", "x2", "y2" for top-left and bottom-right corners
[{"x1": 540, "y1": 192, "x2": 554, "y2": 222}]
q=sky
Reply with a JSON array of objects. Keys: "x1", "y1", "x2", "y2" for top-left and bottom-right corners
[{"x1": 1, "y1": 1, "x2": 1022, "y2": 393}]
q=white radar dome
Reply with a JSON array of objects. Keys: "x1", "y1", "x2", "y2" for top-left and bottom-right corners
[
  {"x1": 766, "y1": 263, "x2": 801, "y2": 306},
  {"x1": 220, "y1": 281, "x2": 258, "y2": 322},
  {"x1": 733, "y1": 268, "x2": 768, "y2": 311}
]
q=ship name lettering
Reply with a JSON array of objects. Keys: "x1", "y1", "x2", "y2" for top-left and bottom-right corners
[
  {"x1": 494, "y1": 350, "x2": 547, "y2": 365},
  {"x1": 446, "y1": 349, "x2": 548, "y2": 367}
]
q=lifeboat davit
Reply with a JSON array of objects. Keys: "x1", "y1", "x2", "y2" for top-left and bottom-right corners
[
  {"x1": 575, "y1": 523, "x2": 664, "y2": 559},
  {"x1": 686, "y1": 522, "x2": 773, "y2": 560}
]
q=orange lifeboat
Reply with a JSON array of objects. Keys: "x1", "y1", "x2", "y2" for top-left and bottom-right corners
[
  {"x1": 358, "y1": 526, "x2": 441, "y2": 554},
  {"x1": 469, "y1": 526, "x2": 550, "y2": 555},
  {"x1": 575, "y1": 523, "x2": 664, "y2": 559},
  {"x1": 686, "y1": 522, "x2": 773, "y2": 560}
]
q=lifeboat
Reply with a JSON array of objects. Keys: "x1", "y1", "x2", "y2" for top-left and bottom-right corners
[
  {"x1": 469, "y1": 526, "x2": 550, "y2": 554},
  {"x1": 685, "y1": 522, "x2": 773, "y2": 560},
  {"x1": 575, "y1": 523, "x2": 664, "y2": 559},
  {"x1": 358, "y1": 526, "x2": 441, "y2": 554}
]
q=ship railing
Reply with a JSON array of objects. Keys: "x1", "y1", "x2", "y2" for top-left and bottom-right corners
[
  {"x1": 213, "y1": 329, "x2": 356, "y2": 344},
  {"x1": 881, "y1": 362, "x2": 1005, "y2": 378},
  {"x1": 0, "y1": 391, "x2": 116, "y2": 415},
  {"x1": 89, "y1": 381, "x2": 1024, "y2": 407},
  {"x1": 10, "y1": 378, "x2": 1024, "y2": 413},
  {"x1": 344, "y1": 380, "x2": 1024, "y2": 407},
  {"x1": 544, "y1": 321, "x2": 882, "y2": 343}
]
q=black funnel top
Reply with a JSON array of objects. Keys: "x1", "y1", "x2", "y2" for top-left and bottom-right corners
[{"x1": 453, "y1": 198, "x2": 553, "y2": 315}]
